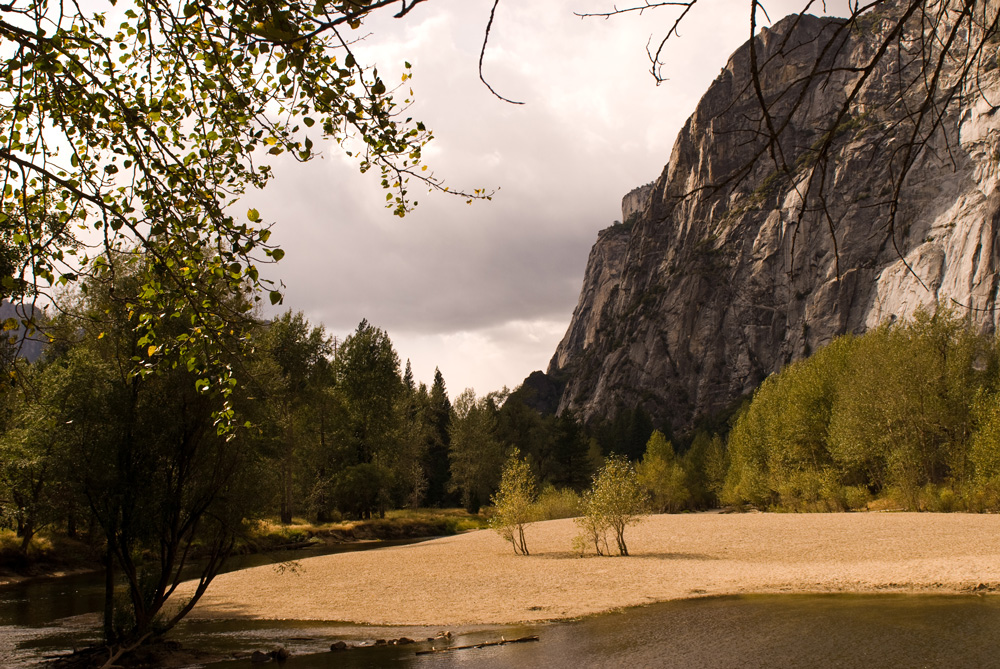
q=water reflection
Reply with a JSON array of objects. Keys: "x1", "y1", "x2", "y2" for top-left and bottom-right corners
[
  {"x1": 203, "y1": 595, "x2": 1000, "y2": 669},
  {"x1": 1, "y1": 572, "x2": 106, "y2": 630},
  {"x1": 0, "y1": 538, "x2": 430, "y2": 667}
]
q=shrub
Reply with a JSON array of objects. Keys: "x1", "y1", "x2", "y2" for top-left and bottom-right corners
[
  {"x1": 917, "y1": 484, "x2": 962, "y2": 512},
  {"x1": 843, "y1": 485, "x2": 872, "y2": 511},
  {"x1": 533, "y1": 485, "x2": 582, "y2": 520},
  {"x1": 489, "y1": 448, "x2": 537, "y2": 556},
  {"x1": 577, "y1": 455, "x2": 646, "y2": 556},
  {"x1": 0, "y1": 530, "x2": 55, "y2": 570}
]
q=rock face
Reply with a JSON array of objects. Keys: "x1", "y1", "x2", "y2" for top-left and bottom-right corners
[
  {"x1": 0, "y1": 301, "x2": 44, "y2": 362},
  {"x1": 549, "y1": 4, "x2": 1000, "y2": 429}
]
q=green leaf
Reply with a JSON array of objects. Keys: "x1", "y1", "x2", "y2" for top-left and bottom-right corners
[
  {"x1": 247, "y1": 208, "x2": 260, "y2": 222},
  {"x1": 269, "y1": 290, "x2": 282, "y2": 305},
  {"x1": 270, "y1": 248, "x2": 285, "y2": 261}
]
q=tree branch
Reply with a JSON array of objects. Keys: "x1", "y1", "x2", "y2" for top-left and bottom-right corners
[{"x1": 479, "y1": 0, "x2": 525, "y2": 105}]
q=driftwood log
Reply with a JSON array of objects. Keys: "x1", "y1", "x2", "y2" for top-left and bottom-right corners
[{"x1": 414, "y1": 635, "x2": 539, "y2": 655}]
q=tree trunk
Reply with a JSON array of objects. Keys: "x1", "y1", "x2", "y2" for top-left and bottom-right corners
[
  {"x1": 103, "y1": 547, "x2": 116, "y2": 644},
  {"x1": 18, "y1": 521, "x2": 34, "y2": 555},
  {"x1": 517, "y1": 526, "x2": 529, "y2": 556},
  {"x1": 616, "y1": 526, "x2": 628, "y2": 556},
  {"x1": 280, "y1": 410, "x2": 294, "y2": 524}
]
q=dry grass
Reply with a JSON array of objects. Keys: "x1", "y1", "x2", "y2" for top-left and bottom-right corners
[
  {"x1": 240, "y1": 510, "x2": 486, "y2": 552},
  {"x1": 0, "y1": 530, "x2": 54, "y2": 567},
  {"x1": 184, "y1": 512, "x2": 1000, "y2": 626},
  {"x1": 0, "y1": 530, "x2": 102, "y2": 583}
]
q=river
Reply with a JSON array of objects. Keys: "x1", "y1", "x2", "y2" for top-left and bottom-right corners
[
  {"x1": 3, "y1": 543, "x2": 1000, "y2": 668},
  {"x1": 200, "y1": 594, "x2": 1000, "y2": 668}
]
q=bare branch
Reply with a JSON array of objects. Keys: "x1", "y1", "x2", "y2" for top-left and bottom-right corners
[
  {"x1": 574, "y1": 1, "x2": 694, "y2": 19},
  {"x1": 480, "y1": 0, "x2": 525, "y2": 105}
]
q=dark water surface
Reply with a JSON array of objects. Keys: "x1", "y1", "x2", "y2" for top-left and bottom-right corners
[
  {"x1": 4, "y1": 550, "x2": 1000, "y2": 668},
  {"x1": 0, "y1": 539, "x2": 427, "y2": 666},
  {"x1": 200, "y1": 594, "x2": 1000, "y2": 669}
]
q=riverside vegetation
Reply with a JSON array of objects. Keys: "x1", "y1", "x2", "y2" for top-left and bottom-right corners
[
  {"x1": 5, "y1": 298, "x2": 998, "y2": 634},
  {"x1": 0, "y1": 0, "x2": 493, "y2": 659},
  {"x1": 0, "y1": 263, "x2": 662, "y2": 654},
  {"x1": 723, "y1": 308, "x2": 1000, "y2": 512},
  {"x1": 8, "y1": 305, "x2": 1000, "y2": 574}
]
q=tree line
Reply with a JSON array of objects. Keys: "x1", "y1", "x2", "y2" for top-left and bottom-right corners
[
  {"x1": 549, "y1": 307, "x2": 1000, "y2": 517},
  {"x1": 723, "y1": 308, "x2": 1000, "y2": 512},
  {"x1": 471, "y1": 307, "x2": 1000, "y2": 527}
]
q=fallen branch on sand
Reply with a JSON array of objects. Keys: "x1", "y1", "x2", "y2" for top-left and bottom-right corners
[{"x1": 415, "y1": 635, "x2": 540, "y2": 655}]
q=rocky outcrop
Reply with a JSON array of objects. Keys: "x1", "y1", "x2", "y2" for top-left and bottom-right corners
[
  {"x1": 549, "y1": 4, "x2": 1000, "y2": 429},
  {"x1": 621, "y1": 182, "x2": 654, "y2": 225}
]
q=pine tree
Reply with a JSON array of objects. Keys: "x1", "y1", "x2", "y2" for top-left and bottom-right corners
[{"x1": 424, "y1": 368, "x2": 453, "y2": 506}]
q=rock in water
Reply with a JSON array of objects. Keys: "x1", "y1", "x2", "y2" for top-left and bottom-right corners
[{"x1": 549, "y1": 2, "x2": 1000, "y2": 429}]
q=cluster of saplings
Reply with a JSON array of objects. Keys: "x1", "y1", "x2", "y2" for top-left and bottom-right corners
[{"x1": 488, "y1": 449, "x2": 649, "y2": 557}]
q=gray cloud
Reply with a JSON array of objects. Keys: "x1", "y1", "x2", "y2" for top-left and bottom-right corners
[{"x1": 243, "y1": 0, "x2": 844, "y2": 393}]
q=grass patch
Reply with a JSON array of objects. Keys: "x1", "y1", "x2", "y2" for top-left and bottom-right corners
[
  {"x1": 0, "y1": 530, "x2": 54, "y2": 568},
  {"x1": 0, "y1": 530, "x2": 100, "y2": 576},
  {"x1": 239, "y1": 509, "x2": 486, "y2": 553}
]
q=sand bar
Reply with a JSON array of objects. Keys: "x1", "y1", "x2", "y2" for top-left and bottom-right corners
[{"x1": 184, "y1": 513, "x2": 1000, "y2": 625}]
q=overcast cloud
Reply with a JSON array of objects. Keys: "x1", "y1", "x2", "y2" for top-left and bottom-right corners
[{"x1": 243, "y1": 0, "x2": 841, "y2": 396}]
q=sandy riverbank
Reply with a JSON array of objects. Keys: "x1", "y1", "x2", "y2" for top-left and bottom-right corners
[{"x1": 182, "y1": 513, "x2": 1000, "y2": 625}]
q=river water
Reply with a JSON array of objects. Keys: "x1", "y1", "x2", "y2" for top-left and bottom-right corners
[
  {"x1": 3, "y1": 544, "x2": 1000, "y2": 668},
  {"x1": 200, "y1": 594, "x2": 1000, "y2": 669}
]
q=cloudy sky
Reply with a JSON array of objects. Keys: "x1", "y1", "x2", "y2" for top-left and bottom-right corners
[{"x1": 244, "y1": 0, "x2": 836, "y2": 397}]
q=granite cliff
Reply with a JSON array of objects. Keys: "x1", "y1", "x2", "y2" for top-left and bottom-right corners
[{"x1": 548, "y1": 3, "x2": 1000, "y2": 429}]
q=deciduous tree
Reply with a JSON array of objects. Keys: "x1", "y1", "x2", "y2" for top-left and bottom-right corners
[
  {"x1": 489, "y1": 447, "x2": 536, "y2": 556},
  {"x1": 257, "y1": 311, "x2": 332, "y2": 524},
  {"x1": 448, "y1": 388, "x2": 506, "y2": 513},
  {"x1": 0, "y1": 0, "x2": 487, "y2": 429},
  {"x1": 581, "y1": 454, "x2": 646, "y2": 556},
  {"x1": 636, "y1": 430, "x2": 689, "y2": 513},
  {"x1": 41, "y1": 256, "x2": 266, "y2": 647}
]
